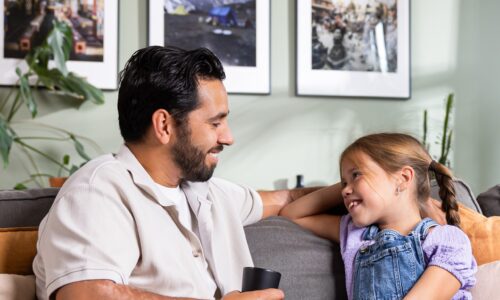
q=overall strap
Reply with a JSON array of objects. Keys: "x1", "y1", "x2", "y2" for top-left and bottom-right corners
[
  {"x1": 362, "y1": 223, "x2": 380, "y2": 240},
  {"x1": 413, "y1": 217, "x2": 439, "y2": 240}
]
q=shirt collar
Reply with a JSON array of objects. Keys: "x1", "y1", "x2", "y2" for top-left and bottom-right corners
[
  {"x1": 181, "y1": 181, "x2": 211, "y2": 216},
  {"x1": 115, "y1": 144, "x2": 176, "y2": 206}
]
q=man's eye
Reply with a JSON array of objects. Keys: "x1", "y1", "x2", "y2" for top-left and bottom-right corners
[{"x1": 212, "y1": 123, "x2": 221, "y2": 128}]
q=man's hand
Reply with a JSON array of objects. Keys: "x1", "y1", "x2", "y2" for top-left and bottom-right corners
[
  {"x1": 259, "y1": 187, "x2": 323, "y2": 219},
  {"x1": 222, "y1": 289, "x2": 284, "y2": 300}
]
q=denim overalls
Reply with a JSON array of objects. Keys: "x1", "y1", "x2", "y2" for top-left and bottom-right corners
[{"x1": 352, "y1": 218, "x2": 438, "y2": 300}]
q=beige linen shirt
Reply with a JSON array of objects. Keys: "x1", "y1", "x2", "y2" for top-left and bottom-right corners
[{"x1": 33, "y1": 145, "x2": 263, "y2": 300}]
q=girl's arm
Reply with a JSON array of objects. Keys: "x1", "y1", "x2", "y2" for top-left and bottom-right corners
[
  {"x1": 279, "y1": 183, "x2": 344, "y2": 242},
  {"x1": 405, "y1": 225, "x2": 475, "y2": 299},
  {"x1": 293, "y1": 214, "x2": 342, "y2": 242},
  {"x1": 403, "y1": 266, "x2": 460, "y2": 300}
]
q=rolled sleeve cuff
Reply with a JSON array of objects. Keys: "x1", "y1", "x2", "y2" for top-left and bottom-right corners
[
  {"x1": 247, "y1": 188, "x2": 264, "y2": 225},
  {"x1": 46, "y1": 268, "x2": 126, "y2": 298}
]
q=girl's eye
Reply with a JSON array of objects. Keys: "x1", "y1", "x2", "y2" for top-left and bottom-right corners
[
  {"x1": 352, "y1": 171, "x2": 362, "y2": 179},
  {"x1": 341, "y1": 181, "x2": 347, "y2": 188}
]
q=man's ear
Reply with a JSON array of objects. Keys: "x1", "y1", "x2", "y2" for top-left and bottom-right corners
[
  {"x1": 151, "y1": 109, "x2": 173, "y2": 144},
  {"x1": 398, "y1": 165, "x2": 415, "y2": 192}
]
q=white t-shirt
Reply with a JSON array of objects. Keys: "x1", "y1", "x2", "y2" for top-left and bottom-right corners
[{"x1": 156, "y1": 184, "x2": 192, "y2": 231}]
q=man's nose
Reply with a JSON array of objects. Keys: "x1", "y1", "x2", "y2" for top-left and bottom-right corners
[{"x1": 218, "y1": 123, "x2": 234, "y2": 146}]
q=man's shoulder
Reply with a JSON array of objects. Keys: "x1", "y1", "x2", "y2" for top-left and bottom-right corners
[
  {"x1": 207, "y1": 177, "x2": 250, "y2": 195},
  {"x1": 60, "y1": 153, "x2": 130, "y2": 193},
  {"x1": 183, "y1": 177, "x2": 251, "y2": 202}
]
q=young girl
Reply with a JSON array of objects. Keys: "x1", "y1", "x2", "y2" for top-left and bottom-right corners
[{"x1": 280, "y1": 133, "x2": 476, "y2": 300}]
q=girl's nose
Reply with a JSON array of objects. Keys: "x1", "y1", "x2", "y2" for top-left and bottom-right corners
[{"x1": 341, "y1": 184, "x2": 352, "y2": 198}]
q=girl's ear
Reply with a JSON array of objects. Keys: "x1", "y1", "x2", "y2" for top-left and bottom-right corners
[
  {"x1": 398, "y1": 165, "x2": 415, "y2": 192},
  {"x1": 151, "y1": 109, "x2": 174, "y2": 144}
]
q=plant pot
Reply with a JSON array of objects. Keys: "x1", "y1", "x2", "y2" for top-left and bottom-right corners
[{"x1": 49, "y1": 177, "x2": 67, "y2": 188}]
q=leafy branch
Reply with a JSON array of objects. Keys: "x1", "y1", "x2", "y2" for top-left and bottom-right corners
[
  {"x1": 422, "y1": 93, "x2": 454, "y2": 167},
  {"x1": 0, "y1": 19, "x2": 104, "y2": 188}
]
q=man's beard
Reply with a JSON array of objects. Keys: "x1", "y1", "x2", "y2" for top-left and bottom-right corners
[{"x1": 171, "y1": 122, "x2": 222, "y2": 182}]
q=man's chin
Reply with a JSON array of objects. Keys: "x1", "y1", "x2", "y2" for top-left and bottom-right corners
[{"x1": 183, "y1": 166, "x2": 216, "y2": 182}]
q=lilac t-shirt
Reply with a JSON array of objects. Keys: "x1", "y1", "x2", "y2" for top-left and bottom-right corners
[{"x1": 339, "y1": 215, "x2": 477, "y2": 300}]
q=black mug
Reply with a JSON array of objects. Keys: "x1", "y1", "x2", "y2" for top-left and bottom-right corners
[{"x1": 241, "y1": 266, "x2": 281, "y2": 292}]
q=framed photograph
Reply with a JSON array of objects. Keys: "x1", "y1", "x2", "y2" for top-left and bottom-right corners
[
  {"x1": 0, "y1": 0, "x2": 119, "y2": 90},
  {"x1": 297, "y1": 0, "x2": 410, "y2": 98},
  {"x1": 149, "y1": 0, "x2": 270, "y2": 94}
]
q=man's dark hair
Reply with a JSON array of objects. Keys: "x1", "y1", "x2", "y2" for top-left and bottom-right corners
[{"x1": 117, "y1": 46, "x2": 225, "y2": 142}]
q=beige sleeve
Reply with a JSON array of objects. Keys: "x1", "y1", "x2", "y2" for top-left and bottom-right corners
[
  {"x1": 36, "y1": 186, "x2": 140, "y2": 298},
  {"x1": 209, "y1": 177, "x2": 263, "y2": 226}
]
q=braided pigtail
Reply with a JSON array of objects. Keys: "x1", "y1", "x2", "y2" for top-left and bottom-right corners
[{"x1": 429, "y1": 160, "x2": 461, "y2": 227}]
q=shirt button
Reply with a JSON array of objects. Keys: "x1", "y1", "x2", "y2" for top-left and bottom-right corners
[{"x1": 192, "y1": 249, "x2": 201, "y2": 257}]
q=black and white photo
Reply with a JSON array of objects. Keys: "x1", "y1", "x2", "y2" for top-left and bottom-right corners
[
  {"x1": 149, "y1": 0, "x2": 270, "y2": 94},
  {"x1": 297, "y1": 0, "x2": 410, "y2": 98}
]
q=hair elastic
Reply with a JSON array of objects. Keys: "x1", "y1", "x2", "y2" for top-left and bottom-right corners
[{"x1": 428, "y1": 160, "x2": 438, "y2": 172}]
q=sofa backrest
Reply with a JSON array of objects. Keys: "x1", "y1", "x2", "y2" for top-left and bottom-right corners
[
  {"x1": 245, "y1": 217, "x2": 347, "y2": 300},
  {"x1": 0, "y1": 188, "x2": 58, "y2": 228}
]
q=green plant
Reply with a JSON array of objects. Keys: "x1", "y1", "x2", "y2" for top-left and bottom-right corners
[
  {"x1": 422, "y1": 93, "x2": 454, "y2": 167},
  {"x1": 0, "y1": 20, "x2": 104, "y2": 189}
]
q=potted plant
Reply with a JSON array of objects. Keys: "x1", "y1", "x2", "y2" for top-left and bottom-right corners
[
  {"x1": 422, "y1": 93, "x2": 454, "y2": 167},
  {"x1": 0, "y1": 19, "x2": 104, "y2": 189}
]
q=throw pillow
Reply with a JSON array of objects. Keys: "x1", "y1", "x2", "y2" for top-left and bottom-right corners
[
  {"x1": 470, "y1": 260, "x2": 500, "y2": 299},
  {"x1": 458, "y1": 205, "x2": 500, "y2": 265},
  {"x1": 0, "y1": 228, "x2": 38, "y2": 275},
  {"x1": 0, "y1": 274, "x2": 35, "y2": 300},
  {"x1": 477, "y1": 185, "x2": 500, "y2": 217}
]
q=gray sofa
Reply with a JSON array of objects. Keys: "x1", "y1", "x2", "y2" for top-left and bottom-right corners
[{"x1": 0, "y1": 179, "x2": 487, "y2": 299}]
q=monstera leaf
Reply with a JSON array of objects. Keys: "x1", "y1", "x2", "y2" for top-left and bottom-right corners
[
  {"x1": 0, "y1": 117, "x2": 14, "y2": 167},
  {"x1": 46, "y1": 20, "x2": 73, "y2": 76}
]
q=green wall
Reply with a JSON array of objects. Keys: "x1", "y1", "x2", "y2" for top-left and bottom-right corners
[{"x1": 1, "y1": 0, "x2": 499, "y2": 196}]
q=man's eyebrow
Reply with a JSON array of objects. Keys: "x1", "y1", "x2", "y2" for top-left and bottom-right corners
[{"x1": 208, "y1": 111, "x2": 229, "y2": 122}]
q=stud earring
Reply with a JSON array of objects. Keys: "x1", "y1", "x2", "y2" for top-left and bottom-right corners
[{"x1": 395, "y1": 186, "x2": 400, "y2": 195}]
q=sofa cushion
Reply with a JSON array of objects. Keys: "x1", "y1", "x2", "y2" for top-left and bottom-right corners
[
  {"x1": 470, "y1": 260, "x2": 500, "y2": 300},
  {"x1": 0, "y1": 274, "x2": 35, "y2": 300},
  {"x1": 0, "y1": 188, "x2": 57, "y2": 276},
  {"x1": 0, "y1": 188, "x2": 58, "y2": 228},
  {"x1": 0, "y1": 228, "x2": 38, "y2": 275},
  {"x1": 245, "y1": 216, "x2": 347, "y2": 300},
  {"x1": 477, "y1": 185, "x2": 500, "y2": 217},
  {"x1": 459, "y1": 204, "x2": 500, "y2": 265}
]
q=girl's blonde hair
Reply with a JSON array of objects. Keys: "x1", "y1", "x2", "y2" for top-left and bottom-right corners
[{"x1": 340, "y1": 133, "x2": 460, "y2": 226}]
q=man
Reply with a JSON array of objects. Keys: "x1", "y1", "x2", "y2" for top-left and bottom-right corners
[{"x1": 33, "y1": 46, "x2": 328, "y2": 300}]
